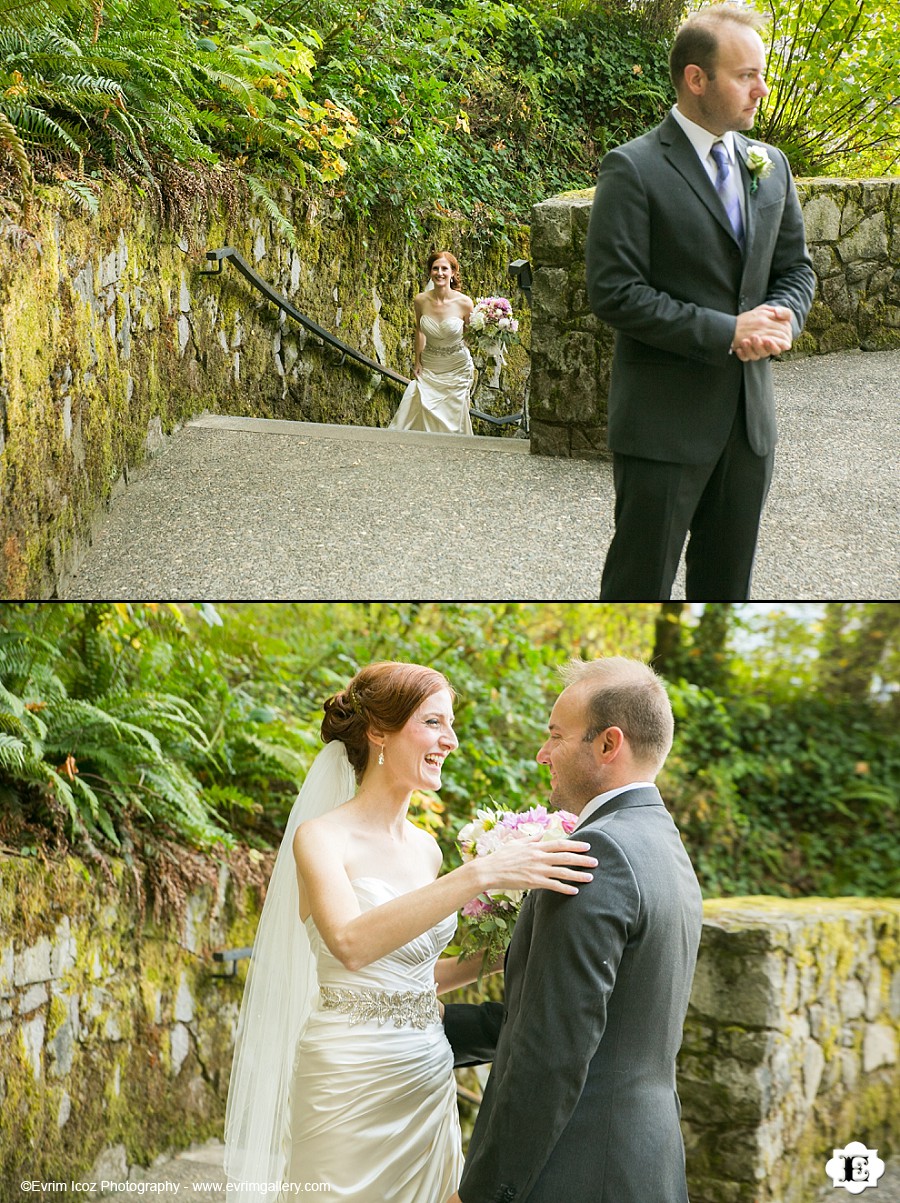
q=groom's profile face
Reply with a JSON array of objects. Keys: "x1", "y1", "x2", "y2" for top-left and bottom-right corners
[
  {"x1": 537, "y1": 685, "x2": 605, "y2": 814},
  {"x1": 690, "y1": 24, "x2": 769, "y2": 135}
]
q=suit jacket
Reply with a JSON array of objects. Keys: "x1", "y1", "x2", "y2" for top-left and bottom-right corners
[
  {"x1": 585, "y1": 113, "x2": 816, "y2": 463},
  {"x1": 457, "y1": 787, "x2": 703, "y2": 1203}
]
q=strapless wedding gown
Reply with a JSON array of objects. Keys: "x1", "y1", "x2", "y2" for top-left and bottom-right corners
[
  {"x1": 283, "y1": 877, "x2": 463, "y2": 1201},
  {"x1": 389, "y1": 315, "x2": 474, "y2": 434}
]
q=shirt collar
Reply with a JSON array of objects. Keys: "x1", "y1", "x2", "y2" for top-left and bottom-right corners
[
  {"x1": 671, "y1": 104, "x2": 737, "y2": 164},
  {"x1": 574, "y1": 781, "x2": 656, "y2": 830}
]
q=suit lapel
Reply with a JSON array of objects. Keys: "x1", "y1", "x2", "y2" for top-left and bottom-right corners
[
  {"x1": 734, "y1": 133, "x2": 755, "y2": 259},
  {"x1": 658, "y1": 113, "x2": 737, "y2": 246},
  {"x1": 579, "y1": 784, "x2": 665, "y2": 831}
]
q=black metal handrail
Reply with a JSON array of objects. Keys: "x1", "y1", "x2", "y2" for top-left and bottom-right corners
[
  {"x1": 202, "y1": 246, "x2": 410, "y2": 386},
  {"x1": 201, "y1": 246, "x2": 527, "y2": 431},
  {"x1": 210, "y1": 946, "x2": 253, "y2": 979}
]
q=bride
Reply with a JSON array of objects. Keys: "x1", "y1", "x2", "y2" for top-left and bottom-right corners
[
  {"x1": 224, "y1": 660, "x2": 597, "y2": 1202},
  {"x1": 388, "y1": 252, "x2": 475, "y2": 434}
]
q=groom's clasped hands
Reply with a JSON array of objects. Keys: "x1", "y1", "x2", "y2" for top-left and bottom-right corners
[{"x1": 731, "y1": 303, "x2": 795, "y2": 360}]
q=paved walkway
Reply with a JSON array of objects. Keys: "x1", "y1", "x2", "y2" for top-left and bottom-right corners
[
  {"x1": 96, "y1": 1137, "x2": 900, "y2": 1201},
  {"x1": 62, "y1": 349, "x2": 899, "y2": 600}
]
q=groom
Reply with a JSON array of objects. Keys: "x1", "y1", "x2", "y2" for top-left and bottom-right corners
[
  {"x1": 445, "y1": 656, "x2": 703, "y2": 1203},
  {"x1": 586, "y1": 4, "x2": 816, "y2": 600}
]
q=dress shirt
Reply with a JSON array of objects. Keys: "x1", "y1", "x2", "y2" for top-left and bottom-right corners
[
  {"x1": 670, "y1": 105, "x2": 747, "y2": 228},
  {"x1": 574, "y1": 781, "x2": 656, "y2": 830}
]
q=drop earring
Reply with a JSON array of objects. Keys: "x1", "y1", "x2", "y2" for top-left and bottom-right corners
[{"x1": 378, "y1": 745, "x2": 385, "y2": 766}]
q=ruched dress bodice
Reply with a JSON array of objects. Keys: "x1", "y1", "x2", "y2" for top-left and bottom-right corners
[
  {"x1": 284, "y1": 877, "x2": 462, "y2": 1201},
  {"x1": 388, "y1": 314, "x2": 474, "y2": 435},
  {"x1": 306, "y1": 876, "x2": 458, "y2": 995}
]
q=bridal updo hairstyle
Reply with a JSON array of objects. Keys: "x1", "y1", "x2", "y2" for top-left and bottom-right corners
[
  {"x1": 427, "y1": 250, "x2": 461, "y2": 291},
  {"x1": 321, "y1": 661, "x2": 454, "y2": 781}
]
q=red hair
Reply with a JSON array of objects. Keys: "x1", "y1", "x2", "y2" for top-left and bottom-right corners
[{"x1": 321, "y1": 661, "x2": 454, "y2": 780}]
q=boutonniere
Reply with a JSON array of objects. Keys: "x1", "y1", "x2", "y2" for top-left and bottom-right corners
[{"x1": 744, "y1": 145, "x2": 775, "y2": 194}]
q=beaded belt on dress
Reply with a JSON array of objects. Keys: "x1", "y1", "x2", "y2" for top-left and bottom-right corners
[
  {"x1": 423, "y1": 341, "x2": 464, "y2": 357},
  {"x1": 319, "y1": 985, "x2": 441, "y2": 1029}
]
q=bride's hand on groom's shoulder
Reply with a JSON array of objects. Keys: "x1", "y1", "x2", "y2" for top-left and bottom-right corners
[{"x1": 473, "y1": 836, "x2": 597, "y2": 896}]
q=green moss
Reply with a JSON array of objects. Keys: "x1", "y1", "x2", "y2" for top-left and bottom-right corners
[{"x1": 1, "y1": 851, "x2": 261, "y2": 1191}]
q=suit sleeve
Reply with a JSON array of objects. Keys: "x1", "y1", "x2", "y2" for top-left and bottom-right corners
[
  {"x1": 585, "y1": 148, "x2": 737, "y2": 362},
  {"x1": 762, "y1": 149, "x2": 816, "y2": 338},
  {"x1": 443, "y1": 1001, "x2": 505, "y2": 1067},
  {"x1": 459, "y1": 829, "x2": 641, "y2": 1203}
]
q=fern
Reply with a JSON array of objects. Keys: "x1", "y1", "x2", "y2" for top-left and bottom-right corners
[
  {"x1": 0, "y1": 614, "x2": 232, "y2": 852},
  {"x1": 247, "y1": 173, "x2": 299, "y2": 247},
  {"x1": 61, "y1": 178, "x2": 99, "y2": 214},
  {"x1": 0, "y1": 106, "x2": 34, "y2": 219},
  {"x1": 4, "y1": 102, "x2": 83, "y2": 153}
]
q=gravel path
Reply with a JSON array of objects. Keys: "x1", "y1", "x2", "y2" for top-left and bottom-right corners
[{"x1": 62, "y1": 348, "x2": 899, "y2": 601}]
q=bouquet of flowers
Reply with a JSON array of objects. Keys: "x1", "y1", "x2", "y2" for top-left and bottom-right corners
[
  {"x1": 455, "y1": 804, "x2": 578, "y2": 978},
  {"x1": 467, "y1": 296, "x2": 520, "y2": 355}
]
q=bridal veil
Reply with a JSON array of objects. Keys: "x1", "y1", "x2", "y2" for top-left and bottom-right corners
[{"x1": 223, "y1": 740, "x2": 356, "y2": 1200}]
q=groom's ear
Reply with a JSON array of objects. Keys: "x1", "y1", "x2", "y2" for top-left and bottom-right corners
[{"x1": 593, "y1": 726, "x2": 626, "y2": 764}]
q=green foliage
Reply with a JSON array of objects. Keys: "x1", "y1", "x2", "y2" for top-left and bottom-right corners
[
  {"x1": 0, "y1": 612, "x2": 232, "y2": 851},
  {"x1": 0, "y1": 0, "x2": 357, "y2": 222},
  {"x1": 1, "y1": 603, "x2": 898, "y2": 903},
  {"x1": 0, "y1": 0, "x2": 674, "y2": 233},
  {"x1": 314, "y1": 0, "x2": 673, "y2": 232},
  {"x1": 756, "y1": 0, "x2": 900, "y2": 175},
  {"x1": 664, "y1": 683, "x2": 899, "y2": 897}
]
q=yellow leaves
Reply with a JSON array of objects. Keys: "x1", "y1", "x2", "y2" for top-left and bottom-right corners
[
  {"x1": 58, "y1": 754, "x2": 78, "y2": 781},
  {"x1": 289, "y1": 98, "x2": 358, "y2": 178},
  {"x1": 455, "y1": 109, "x2": 470, "y2": 134},
  {"x1": 408, "y1": 790, "x2": 447, "y2": 835},
  {"x1": 328, "y1": 126, "x2": 352, "y2": 150},
  {"x1": 855, "y1": 761, "x2": 870, "y2": 775},
  {"x1": 319, "y1": 151, "x2": 347, "y2": 179},
  {"x1": 24, "y1": 701, "x2": 47, "y2": 713},
  {"x1": 4, "y1": 71, "x2": 28, "y2": 98},
  {"x1": 632, "y1": 63, "x2": 643, "y2": 75}
]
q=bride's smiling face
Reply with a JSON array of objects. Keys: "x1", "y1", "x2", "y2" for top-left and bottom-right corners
[
  {"x1": 381, "y1": 687, "x2": 457, "y2": 790},
  {"x1": 429, "y1": 257, "x2": 454, "y2": 289}
]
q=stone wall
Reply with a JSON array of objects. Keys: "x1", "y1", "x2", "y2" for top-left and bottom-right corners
[
  {"x1": 2, "y1": 856, "x2": 898, "y2": 1198},
  {"x1": 0, "y1": 852, "x2": 262, "y2": 1192},
  {"x1": 680, "y1": 898, "x2": 900, "y2": 1203},
  {"x1": 529, "y1": 178, "x2": 900, "y2": 456},
  {"x1": 0, "y1": 184, "x2": 528, "y2": 599}
]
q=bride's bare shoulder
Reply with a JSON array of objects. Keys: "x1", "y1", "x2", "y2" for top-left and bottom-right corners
[{"x1": 293, "y1": 806, "x2": 352, "y2": 860}]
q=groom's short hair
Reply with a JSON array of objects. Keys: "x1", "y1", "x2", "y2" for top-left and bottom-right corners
[
  {"x1": 560, "y1": 657, "x2": 674, "y2": 774},
  {"x1": 670, "y1": 4, "x2": 767, "y2": 91}
]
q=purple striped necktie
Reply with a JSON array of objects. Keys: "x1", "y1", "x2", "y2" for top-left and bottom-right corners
[{"x1": 711, "y1": 140, "x2": 745, "y2": 248}]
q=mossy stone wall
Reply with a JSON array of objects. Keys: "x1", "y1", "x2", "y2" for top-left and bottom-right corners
[
  {"x1": 3, "y1": 859, "x2": 898, "y2": 1197},
  {"x1": 0, "y1": 185, "x2": 529, "y2": 599},
  {"x1": 681, "y1": 897, "x2": 900, "y2": 1203},
  {"x1": 530, "y1": 178, "x2": 900, "y2": 456},
  {"x1": 0, "y1": 852, "x2": 261, "y2": 1192}
]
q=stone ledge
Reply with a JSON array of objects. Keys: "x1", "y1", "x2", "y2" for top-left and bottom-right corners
[{"x1": 681, "y1": 897, "x2": 900, "y2": 1203}]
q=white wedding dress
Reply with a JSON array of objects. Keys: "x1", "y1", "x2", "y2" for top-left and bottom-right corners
[
  {"x1": 389, "y1": 315, "x2": 474, "y2": 434},
  {"x1": 283, "y1": 877, "x2": 463, "y2": 1201}
]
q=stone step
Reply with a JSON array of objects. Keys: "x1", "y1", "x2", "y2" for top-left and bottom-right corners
[{"x1": 188, "y1": 414, "x2": 531, "y2": 453}]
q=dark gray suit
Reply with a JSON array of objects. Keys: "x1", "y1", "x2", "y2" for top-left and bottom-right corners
[
  {"x1": 585, "y1": 113, "x2": 816, "y2": 599},
  {"x1": 455, "y1": 787, "x2": 703, "y2": 1203}
]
